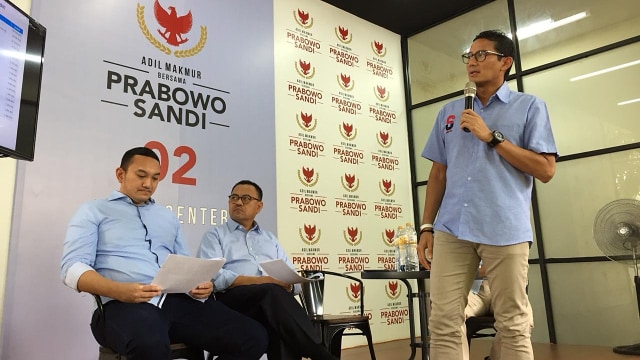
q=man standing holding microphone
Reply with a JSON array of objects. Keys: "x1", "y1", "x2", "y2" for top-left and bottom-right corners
[{"x1": 417, "y1": 30, "x2": 557, "y2": 359}]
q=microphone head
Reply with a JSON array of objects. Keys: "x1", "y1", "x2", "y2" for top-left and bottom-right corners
[{"x1": 464, "y1": 81, "x2": 476, "y2": 97}]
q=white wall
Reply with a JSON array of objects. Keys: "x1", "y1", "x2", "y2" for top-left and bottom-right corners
[{"x1": 0, "y1": 2, "x2": 30, "y2": 353}]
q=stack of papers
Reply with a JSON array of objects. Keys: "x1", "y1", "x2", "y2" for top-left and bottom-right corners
[{"x1": 152, "y1": 254, "x2": 225, "y2": 293}]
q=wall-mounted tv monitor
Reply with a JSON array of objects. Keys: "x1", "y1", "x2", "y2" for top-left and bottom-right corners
[{"x1": 0, "y1": 0, "x2": 46, "y2": 161}]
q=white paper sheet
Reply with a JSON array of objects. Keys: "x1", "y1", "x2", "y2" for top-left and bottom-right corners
[
  {"x1": 152, "y1": 254, "x2": 225, "y2": 293},
  {"x1": 259, "y1": 259, "x2": 323, "y2": 283}
]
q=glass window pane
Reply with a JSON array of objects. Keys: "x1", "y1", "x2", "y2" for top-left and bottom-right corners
[
  {"x1": 536, "y1": 149, "x2": 640, "y2": 258},
  {"x1": 524, "y1": 42, "x2": 640, "y2": 156},
  {"x1": 527, "y1": 264, "x2": 550, "y2": 344},
  {"x1": 515, "y1": 0, "x2": 640, "y2": 70},
  {"x1": 548, "y1": 262, "x2": 639, "y2": 346},
  {"x1": 407, "y1": 0, "x2": 509, "y2": 104},
  {"x1": 411, "y1": 100, "x2": 449, "y2": 182}
]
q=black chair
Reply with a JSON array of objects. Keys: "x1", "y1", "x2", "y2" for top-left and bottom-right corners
[
  {"x1": 92, "y1": 294, "x2": 204, "y2": 360},
  {"x1": 465, "y1": 314, "x2": 496, "y2": 349},
  {"x1": 299, "y1": 270, "x2": 376, "y2": 359}
]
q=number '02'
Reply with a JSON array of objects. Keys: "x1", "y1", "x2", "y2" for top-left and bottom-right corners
[{"x1": 145, "y1": 141, "x2": 197, "y2": 186}]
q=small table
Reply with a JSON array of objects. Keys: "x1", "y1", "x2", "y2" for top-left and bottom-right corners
[{"x1": 361, "y1": 270, "x2": 430, "y2": 360}]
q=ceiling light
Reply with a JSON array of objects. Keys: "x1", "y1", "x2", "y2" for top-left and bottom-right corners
[
  {"x1": 509, "y1": 12, "x2": 589, "y2": 40},
  {"x1": 570, "y1": 60, "x2": 640, "y2": 81},
  {"x1": 618, "y1": 98, "x2": 640, "y2": 106}
]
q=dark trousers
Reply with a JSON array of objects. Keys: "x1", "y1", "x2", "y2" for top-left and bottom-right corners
[
  {"x1": 213, "y1": 284, "x2": 337, "y2": 360},
  {"x1": 91, "y1": 293, "x2": 268, "y2": 360}
]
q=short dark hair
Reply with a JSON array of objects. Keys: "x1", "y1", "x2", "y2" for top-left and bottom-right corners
[
  {"x1": 473, "y1": 30, "x2": 515, "y2": 80},
  {"x1": 232, "y1": 180, "x2": 263, "y2": 200},
  {"x1": 120, "y1": 147, "x2": 160, "y2": 170}
]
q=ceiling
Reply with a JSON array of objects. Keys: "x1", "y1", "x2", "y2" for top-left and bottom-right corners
[{"x1": 321, "y1": 0, "x2": 494, "y2": 37}]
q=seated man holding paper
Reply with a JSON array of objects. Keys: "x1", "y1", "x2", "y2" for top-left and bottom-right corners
[
  {"x1": 60, "y1": 147, "x2": 267, "y2": 360},
  {"x1": 198, "y1": 180, "x2": 337, "y2": 360}
]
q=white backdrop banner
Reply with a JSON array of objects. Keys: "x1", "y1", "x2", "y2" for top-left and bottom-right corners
[
  {"x1": 274, "y1": 0, "x2": 416, "y2": 347},
  {"x1": 2, "y1": 1, "x2": 276, "y2": 359}
]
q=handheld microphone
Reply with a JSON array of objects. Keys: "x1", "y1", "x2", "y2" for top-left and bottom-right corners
[{"x1": 463, "y1": 81, "x2": 476, "y2": 132}]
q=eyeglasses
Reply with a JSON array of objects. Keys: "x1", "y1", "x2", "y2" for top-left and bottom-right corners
[
  {"x1": 461, "y1": 50, "x2": 505, "y2": 64},
  {"x1": 228, "y1": 194, "x2": 261, "y2": 204}
]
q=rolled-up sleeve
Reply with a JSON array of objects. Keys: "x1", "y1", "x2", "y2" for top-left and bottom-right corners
[{"x1": 60, "y1": 203, "x2": 98, "y2": 291}]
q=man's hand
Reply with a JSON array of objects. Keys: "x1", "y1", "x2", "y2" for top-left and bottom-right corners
[
  {"x1": 114, "y1": 283, "x2": 163, "y2": 303},
  {"x1": 459, "y1": 109, "x2": 492, "y2": 142},
  {"x1": 189, "y1": 281, "x2": 213, "y2": 299},
  {"x1": 417, "y1": 232, "x2": 433, "y2": 270}
]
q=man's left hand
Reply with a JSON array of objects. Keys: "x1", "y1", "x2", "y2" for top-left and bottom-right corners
[{"x1": 189, "y1": 281, "x2": 213, "y2": 299}]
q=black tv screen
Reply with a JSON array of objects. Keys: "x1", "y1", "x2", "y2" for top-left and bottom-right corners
[{"x1": 0, "y1": 0, "x2": 46, "y2": 161}]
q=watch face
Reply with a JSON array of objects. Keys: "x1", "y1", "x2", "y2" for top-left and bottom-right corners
[{"x1": 494, "y1": 131, "x2": 504, "y2": 141}]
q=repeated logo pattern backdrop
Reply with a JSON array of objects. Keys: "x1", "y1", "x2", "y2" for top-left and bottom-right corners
[{"x1": 274, "y1": 0, "x2": 417, "y2": 346}]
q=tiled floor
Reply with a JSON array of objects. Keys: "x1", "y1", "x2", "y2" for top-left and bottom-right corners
[{"x1": 340, "y1": 339, "x2": 640, "y2": 360}]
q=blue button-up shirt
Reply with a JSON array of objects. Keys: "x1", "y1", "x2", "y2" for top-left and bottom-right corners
[
  {"x1": 422, "y1": 83, "x2": 557, "y2": 246},
  {"x1": 197, "y1": 218, "x2": 299, "y2": 293},
  {"x1": 60, "y1": 190, "x2": 189, "y2": 305}
]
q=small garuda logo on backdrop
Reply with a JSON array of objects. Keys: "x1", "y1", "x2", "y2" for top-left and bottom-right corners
[
  {"x1": 299, "y1": 224, "x2": 321, "y2": 245},
  {"x1": 343, "y1": 226, "x2": 362, "y2": 246},
  {"x1": 293, "y1": 8, "x2": 314, "y2": 28},
  {"x1": 297, "y1": 166, "x2": 319, "y2": 187},
  {"x1": 374, "y1": 85, "x2": 389, "y2": 102},
  {"x1": 379, "y1": 179, "x2": 396, "y2": 196},
  {"x1": 137, "y1": 1, "x2": 207, "y2": 58},
  {"x1": 296, "y1": 111, "x2": 317, "y2": 132},
  {"x1": 295, "y1": 59, "x2": 316, "y2": 79},
  {"x1": 385, "y1": 281, "x2": 401, "y2": 299},
  {"x1": 382, "y1": 228, "x2": 395, "y2": 247},
  {"x1": 376, "y1": 131, "x2": 392, "y2": 148},
  {"x1": 346, "y1": 282, "x2": 362, "y2": 302},
  {"x1": 337, "y1": 73, "x2": 354, "y2": 91},
  {"x1": 340, "y1": 122, "x2": 357, "y2": 141},
  {"x1": 335, "y1": 25, "x2": 352, "y2": 44},
  {"x1": 371, "y1": 40, "x2": 387, "y2": 57},
  {"x1": 341, "y1": 173, "x2": 360, "y2": 192}
]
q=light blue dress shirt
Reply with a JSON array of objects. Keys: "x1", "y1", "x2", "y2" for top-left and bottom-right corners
[
  {"x1": 60, "y1": 190, "x2": 189, "y2": 306},
  {"x1": 197, "y1": 218, "x2": 300, "y2": 293},
  {"x1": 422, "y1": 82, "x2": 557, "y2": 246}
]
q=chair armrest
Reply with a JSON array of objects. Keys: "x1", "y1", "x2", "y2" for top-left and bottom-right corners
[
  {"x1": 92, "y1": 294, "x2": 105, "y2": 320},
  {"x1": 307, "y1": 270, "x2": 366, "y2": 316}
]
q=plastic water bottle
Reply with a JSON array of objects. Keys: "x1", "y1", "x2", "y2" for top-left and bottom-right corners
[
  {"x1": 405, "y1": 222, "x2": 420, "y2": 271},
  {"x1": 394, "y1": 225, "x2": 407, "y2": 271}
]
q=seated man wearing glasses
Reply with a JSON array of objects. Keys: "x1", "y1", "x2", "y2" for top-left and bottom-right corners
[
  {"x1": 198, "y1": 180, "x2": 337, "y2": 360},
  {"x1": 60, "y1": 147, "x2": 267, "y2": 360}
]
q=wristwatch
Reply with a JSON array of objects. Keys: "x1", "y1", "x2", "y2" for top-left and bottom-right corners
[{"x1": 487, "y1": 130, "x2": 505, "y2": 148}]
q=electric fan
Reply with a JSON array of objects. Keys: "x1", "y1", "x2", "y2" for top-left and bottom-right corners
[{"x1": 593, "y1": 198, "x2": 640, "y2": 355}]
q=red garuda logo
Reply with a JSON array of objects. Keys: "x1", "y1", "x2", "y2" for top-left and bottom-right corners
[
  {"x1": 374, "y1": 85, "x2": 389, "y2": 102},
  {"x1": 340, "y1": 173, "x2": 360, "y2": 192},
  {"x1": 382, "y1": 228, "x2": 395, "y2": 247},
  {"x1": 371, "y1": 40, "x2": 387, "y2": 57},
  {"x1": 293, "y1": 8, "x2": 313, "y2": 28},
  {"x1": 296, "y1": 111, "x2": 317, "y2": 132},
  {"x1": 341, "y1": 173, "x2": 360, "y2": 192},
  {"x1": 337, "y1": 73, "x2": 354, "y2": 91},
  {"x1": 295, "y1": 59, "x2": 316, "y2": 79},
  {"x1": 377, "y1": 131, "x2": 392, "y2": 148},
  {"x1": 137, "y1": 1, "x2": 207, "y2": 57},
  {"x1": 335, "y1": 25, "x2": 352, "y2": 44},
  {"x1": 346, "y1": 282, "x2": 361, "y2": 302},
  {"x1": 343, "y1": 226, "x2": 362, "y2": 246},
  {"x1": 340, "y1": 122, "x2": 357, "y2": 141},
  {"x1": 385, "y1": 281, "x2": 401, "y2": 299},
  {"x1": 298, "y1": 224, "x2": 321, "y2": 245},
  {"x1": 379, "y1": 178, "x2": 396, "y2": 196},
  {"x1": 297, "y1": 166, "x2": 319, "y2": 187}
]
